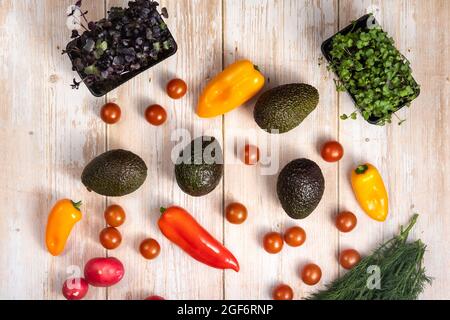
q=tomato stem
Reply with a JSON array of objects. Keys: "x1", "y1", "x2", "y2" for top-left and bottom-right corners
[{"x1": 160, "y1": 207, "x2": 167, "y2": 214}]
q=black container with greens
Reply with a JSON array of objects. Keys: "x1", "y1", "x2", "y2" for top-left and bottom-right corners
[
  {"x1": 66, "y1": 0, "x2": 177, "y2": 97},
  {"x1": 321, "y1": 14, "x2": 420, "y2": 125}
]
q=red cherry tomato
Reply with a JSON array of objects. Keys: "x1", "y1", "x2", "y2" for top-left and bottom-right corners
[
  {"x1": 301, "y1": 263, "x2": 322, "y2": 286},
  {"x1": 335, "y1": 211, "x2": 357, "y2": 233},
  {"x1": 167, "y1": 78, "x2": 187, "y2": 99},
  {"x1": 104, "y1": 204, "x2": 126, "y2": 227},
  {"x1": 100, "y1": 103, "x2": 121, "y2": 124},
  {"x1": 145, "y1": 104, "x2": 167, "y2": 126},
  {"x1": 339, "y1": 249, "x2": 361, "y2": 270},
  {"x1": 272, "y1": 284, "x2": 294, "y2": 300},
  {"x1": 145, "y1": 295, "x2": 165, "y2": 300},
  {"x1": 99, "y1": 227, "x2": 122, "y2": 250},
  {"x1": 263, "y1": 232, "x2": 284, "y2": 254},
  {"x1": 226, "y1": 202, "x2": 248, "y2": 224},
  {"x1": 244, "y1": 144, "x2": 260, "y2": 165},
  {"x1": 321, "y1": 141, "x2": 344, "y2": 162},
  {"x1": 284, "y1": 226, "x2": 306, "y2": 247},
  {"x1": 62, "y1": 278, "x2": 89, "y2": 300},
  {"x1": 140, "y1": 238, "x2": 161, "y2": 260}
]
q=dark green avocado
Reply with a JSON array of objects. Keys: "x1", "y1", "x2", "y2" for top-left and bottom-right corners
[
  {"x1": 277, "y1": 158, "x2": 325, "y2": 219},
  {"x1": 254, "y1": 83, "x2": 319, "y2": 134},
  {"x1": 81, "y1": 149, "x2": 147, "y2": 197},
  {"x1": 175, "y1": 136, "x2": 223, "y2": 197}
]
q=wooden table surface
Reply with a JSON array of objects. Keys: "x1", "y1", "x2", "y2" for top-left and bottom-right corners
[{"x1": 0, "y1": 0, "x2": 448, "y2": 300}]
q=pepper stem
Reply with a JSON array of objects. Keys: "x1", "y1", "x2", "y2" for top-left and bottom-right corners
[
  {"x1": 254, "y1": 65, "x2": 260, "y2": 72},
  {"x1": 355, "y1": 164, "x2": 369, "y2": 175},
  {"x1": 160, "y1": 207, "x2": 167, "y2": 214},
  {"x1": 71, "y1": 200, "x2": 82, "y2": 211}
]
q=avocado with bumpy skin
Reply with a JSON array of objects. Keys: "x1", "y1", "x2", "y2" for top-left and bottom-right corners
[
  {"x1": 82, "y1": 149, "x2": 147, "y2": 197},
  {"x1": 254, "y1": 83, "x2": 319, "y2": 134},
  {"x1": 277, "y1": 158, "x2": 325, "y2": 219},
  {"x1": 175, "y1": 136, "x2": 223, "y2": 197}
]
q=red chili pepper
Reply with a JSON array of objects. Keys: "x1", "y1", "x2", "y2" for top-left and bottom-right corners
[{"x1": 158, "y1": 206, "x2": 240, "y2": 272}]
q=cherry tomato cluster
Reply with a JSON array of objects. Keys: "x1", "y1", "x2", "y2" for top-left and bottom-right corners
[
  {"x1": 272, "y1": 263, "x2": 322, "y2": 300},
  {"x1": 270, "y1": 213, "x2": 361, "y2": 299},
  {"x1": 263, "y1": 226, "x2": 306, "y2": 254},
  {"x1": 263, "y1": 226, "x2": 313, "y2": 300},
  {"x1": 92, "y1": 205, "x2": 164, "y2": 300},
  {"x1": 99, "y1": 205, "x2": 126, "y2": 250},
  {"x1": 266, "y1": 210, "x2": 362, "y2": 299},
  {"x1": 335, "y1": 211, "x2": 361, "y2": 269},
  {"x1": 100, "y1": 78, "x2": 187, "y2": 127},
  {"x1": 320, "y1": 143, "x2": 361, "y2": 270}
]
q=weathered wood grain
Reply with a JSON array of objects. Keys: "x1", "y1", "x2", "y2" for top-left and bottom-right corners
[
  {"x1": 405, "y1": 0, "x2": 450, "y2": 300},
  {"x1": 105, "y1": 0, "x2": 224, "y2": 300},
  {"x1": 0, "y1": 0, "x2": 106, "y2": 299},
  {"x1": 0, "y1": 0, "x2": 448, "y2": 300},
  {"x1": 336, "y1": 0, "x2": 387, "y2": 294},
  {"x1": 339, "y1": 0, "x2": 450, "y2": 300},
  {"x1": 223, "y1": 0, "x2": 339, "y2": 299}
]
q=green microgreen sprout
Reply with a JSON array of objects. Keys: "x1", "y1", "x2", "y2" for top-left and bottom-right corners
[{"x1": 328, "y1": 15, "x2": 420, "y2": 125}]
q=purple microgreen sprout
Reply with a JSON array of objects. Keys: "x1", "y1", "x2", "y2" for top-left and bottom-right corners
[
  {"x1": 71, "y1": 78, "x2": 82, "y2": 89},
  {"x1": 161, "y1": 7, "x2": 169, "y2": 19},
  {"x1": 65, "y1": 0, "x2": 176, "y2": 93}
]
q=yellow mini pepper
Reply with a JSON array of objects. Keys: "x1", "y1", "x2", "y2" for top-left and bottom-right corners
[
  {"x1": 45, "y1": 199, "x2": 82, "y2": 256},
  {"x1": 196, "y1": 60, "x2": 265, "y2": 118},
  {"x1": 351, "y1": 164, "x2": 389, "y2": 222}
]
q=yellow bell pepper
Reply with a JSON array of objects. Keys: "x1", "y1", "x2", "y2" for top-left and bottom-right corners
[
  {"x1": 351, "y1": 164, "x2": 389, "y2": 222},
  {"x1": 45, "y1": 199, "x2": 82, "y2": 256},
  {"x1": 196, "y1": 60, "x2": 265, "y2": 118}
]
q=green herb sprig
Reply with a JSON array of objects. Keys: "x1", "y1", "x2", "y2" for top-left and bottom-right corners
[
  {"x1": 308, "y1": 214, "x2": 431, "y2": 300},
  {"x1": 329, "y1": 17, "x2": 420, "y2": 125}
]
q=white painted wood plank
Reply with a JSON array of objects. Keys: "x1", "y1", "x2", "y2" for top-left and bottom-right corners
[
  {"x1": 0, "y1": 0, "x2": 448, "y2": 300},
  {"x1": 339, "y1": 0, "x2": 450, "y2": 300},
  {"x1": 404, "y1": 0, "x2": 450, "y2": 300},
  {"x1": 105, "y1": 0, "x2": 224, "y2": 300},
  {"x1": 223, "y1": 0, "x2": 339, "y2": 300},
  {"x1": 0, "y1": 0, "x2": 106, "y2": 300},
  {"x1": 336, "y1": 0, "x2": 387, "y2": 293}
]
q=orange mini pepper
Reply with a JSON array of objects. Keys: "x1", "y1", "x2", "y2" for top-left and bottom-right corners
[
  {"x1": 196, "y1": 60, "x2": 265, "y2": 118},
  {"x1": 46, "y1": 199, "x2": 82, "y2": 256},
  {"x1": 351, "y1": 164, "x2": 389, "y2": 222}
]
